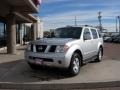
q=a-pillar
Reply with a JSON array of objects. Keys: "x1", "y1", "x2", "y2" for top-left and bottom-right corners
[{"x1": 6, "y1": 13, "x2": 16, "y2": 54}]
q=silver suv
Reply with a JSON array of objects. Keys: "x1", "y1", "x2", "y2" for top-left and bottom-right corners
[{"x1": 25, "y1": 26, "x2": 103, "y2": 76}]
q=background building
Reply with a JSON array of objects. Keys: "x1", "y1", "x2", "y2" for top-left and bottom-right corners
[
  {"x1": 0, "y1": 0, "x2": 42, "y2": 54},
  {"x1": 36, "y1": 17, "x2": 44, "y2": 39}
]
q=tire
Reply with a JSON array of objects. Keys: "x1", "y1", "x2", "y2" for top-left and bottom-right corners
[
  {"x1": 95, "y1": 47, "x2": 103, "y2": 62},
  {"x1": 69, "y1": 53, "x2": 81, "y2": 76}
]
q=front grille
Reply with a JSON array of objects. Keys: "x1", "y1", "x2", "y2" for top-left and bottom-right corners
[
  {"x1": 36, "y1": 45, "x2": 47, "y2": 52},
  {"x1": 49, "y1": 45, "x2": 56, "y2": 52}
]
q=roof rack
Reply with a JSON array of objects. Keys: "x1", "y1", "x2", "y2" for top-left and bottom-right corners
[
  {"x1": 80, "y1": 25, "x2": 95, "y2": 27},
  {"x1": 65, "y1": 25, "x2": 96, "y2": 28}
]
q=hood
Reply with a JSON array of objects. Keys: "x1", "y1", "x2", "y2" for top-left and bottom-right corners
[{"x1": 31, "y1": 38, "x2": 74, "y2": 45}]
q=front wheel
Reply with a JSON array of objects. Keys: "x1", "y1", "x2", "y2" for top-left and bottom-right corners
[{"x1": 69, "y1": 53, "x2": 81, "y2": 76}]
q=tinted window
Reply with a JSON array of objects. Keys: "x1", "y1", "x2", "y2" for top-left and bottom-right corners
[
  {"x1": 83, "y1": 28, "x2": 91, "y2": 40},
  {"x1": 54, "y1": 27, "x2": 82, "y2": 39},
  {"x1": 0, "y1": 22, "x2": 6, "y2": 48},
  {"x1": 91, "y1": 29, "x2": 98, "y2": 39}
]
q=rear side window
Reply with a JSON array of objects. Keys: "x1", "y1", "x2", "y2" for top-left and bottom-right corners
[
  {"x1": 91, "y1": 29, "x2": 98, "y2": 39},
  {"x1": 83, "y1": 28, "x2": 92, "y2": 40}
]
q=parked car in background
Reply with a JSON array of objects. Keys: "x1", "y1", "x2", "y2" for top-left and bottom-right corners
[
  {"x1": 103, "y1": 34, "x2": 120, "y2": 43},
  {"x1": 113, "y1": 35, "x2": 120, "y2": 43},
  {"x1": 25, "y1": 26, "x2": 103, "y2": 76},
  {"x1": 103, "y1": 36, "x2": 112, "y2": 42}
]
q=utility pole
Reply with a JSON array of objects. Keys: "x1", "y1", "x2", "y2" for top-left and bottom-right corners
[
  {"x1": 75, "y1": 16, "x2": 77, "y2": 26},
  {"x1": 118, "y1": 16, "x2": 120, "y2": 35},
  {"x1": 98, "y1": 12, "x2": 102, "y2": 32},
  {"x1": 116, "y1": 16, "x2": 118, "y2": 32}
]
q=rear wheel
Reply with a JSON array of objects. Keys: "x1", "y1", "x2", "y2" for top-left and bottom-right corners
[
  {"x1": 69, "y1": 53, "x2": 81, "y2": 76},
  {"x1": 95, "y1": 47, "x2": 103, "y2": 62}
]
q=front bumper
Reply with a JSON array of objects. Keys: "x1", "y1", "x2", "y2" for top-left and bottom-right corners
[{"x1": 25, "y1": 51, "x2": 70, "y2": 68}]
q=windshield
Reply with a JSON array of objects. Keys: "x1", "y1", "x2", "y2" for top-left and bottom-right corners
[{"x1": 54, "y1": 27, "x2": 82, "y2": 39}]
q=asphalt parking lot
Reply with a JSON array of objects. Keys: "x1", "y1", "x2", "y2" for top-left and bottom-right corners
[
  {"x1": 103, "y1": 43, "x2": 120, "y2": 60},
  {"x1": 0, "y1": 43, "x2": 120, "y2": 89}
]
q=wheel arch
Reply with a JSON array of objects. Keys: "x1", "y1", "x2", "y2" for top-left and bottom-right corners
[
  {"x1": 73, "y1": 49, "x2": 83, "y2": 65},
  {"x1": 99, "y1": 45, "x2": 103, "y2": 56},
  {"x1": 97, "y1": 42, "x2": 103, "y2": 55},
  {"x1": 68, "y1": 49, "x2": 83, "y2": 76},
  {"x1": 65, "y1": 45, "x2": 84, "y2": 67}
]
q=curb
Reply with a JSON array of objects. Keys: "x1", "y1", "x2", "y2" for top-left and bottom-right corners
[
  {"x1": 0, "y1": 44, "x2": 21, "y2": 51},
  {"x1": 0, "y1": 81, "x2": 120, "y2": 90}
]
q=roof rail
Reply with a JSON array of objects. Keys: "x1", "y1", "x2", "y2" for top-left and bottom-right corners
[
  {"x1": 78, "y1": 25, "x2": 95, "y2": 28},
  {"x1": 65, "y1": 25, "x2": 96, "y2": 28}
]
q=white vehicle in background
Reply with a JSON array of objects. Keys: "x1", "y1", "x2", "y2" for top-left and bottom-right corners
[{"x1": 25, "y1": 25, "x2": 103, "y2": 76}]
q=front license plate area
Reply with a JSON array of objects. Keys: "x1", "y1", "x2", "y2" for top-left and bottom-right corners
[{"x1": 35, "y1": 58, "x2": 43, "y2": 65}]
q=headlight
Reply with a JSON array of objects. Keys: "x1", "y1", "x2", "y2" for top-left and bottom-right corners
[
  {"x1": 56, "y1": 45, "x2": 69, "y2": 53},
  {"x1": 56, "y1": 45, "x2": 64, "y2": 53},
  {"x1": 64, "y1": 45, "x2": 70, "y2": 52}
]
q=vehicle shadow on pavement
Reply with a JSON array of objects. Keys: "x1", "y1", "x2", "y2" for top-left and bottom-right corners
[
  {"x1": 0, "y1": 59, "x2": 72, "y2": 83},
  {"x1": 27, "y1": 67, "x2": 72, "y2": 81}
]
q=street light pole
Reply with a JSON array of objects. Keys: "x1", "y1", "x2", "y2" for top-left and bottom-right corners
[
  {"x1": 75, "y1": 16, "x2": 77, "y2": 26},
  {"x1": 118, "y1": 16, "x2": 120, "y2": 35},
  {"x1": 98, "y1": 12, "x2": 102, "y2": 32},
  {"x1": 116, "y1": 16, "x2": 118, "y2": 32}
]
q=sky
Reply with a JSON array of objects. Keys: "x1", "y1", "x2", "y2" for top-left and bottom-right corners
[{"x1": 39, "y1": 0, "x2": 120, "y2": 32}]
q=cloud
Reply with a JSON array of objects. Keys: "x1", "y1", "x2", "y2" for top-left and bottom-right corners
[
  {"x1": 40, "y1": 0, "x2": 120, "y2": 31},
  {"x1": 42, "y1": 8, "x2": 119, "y2": 31},
  {"x1": 43, "y1": 0, "x2": 68, "y2": 4}
]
